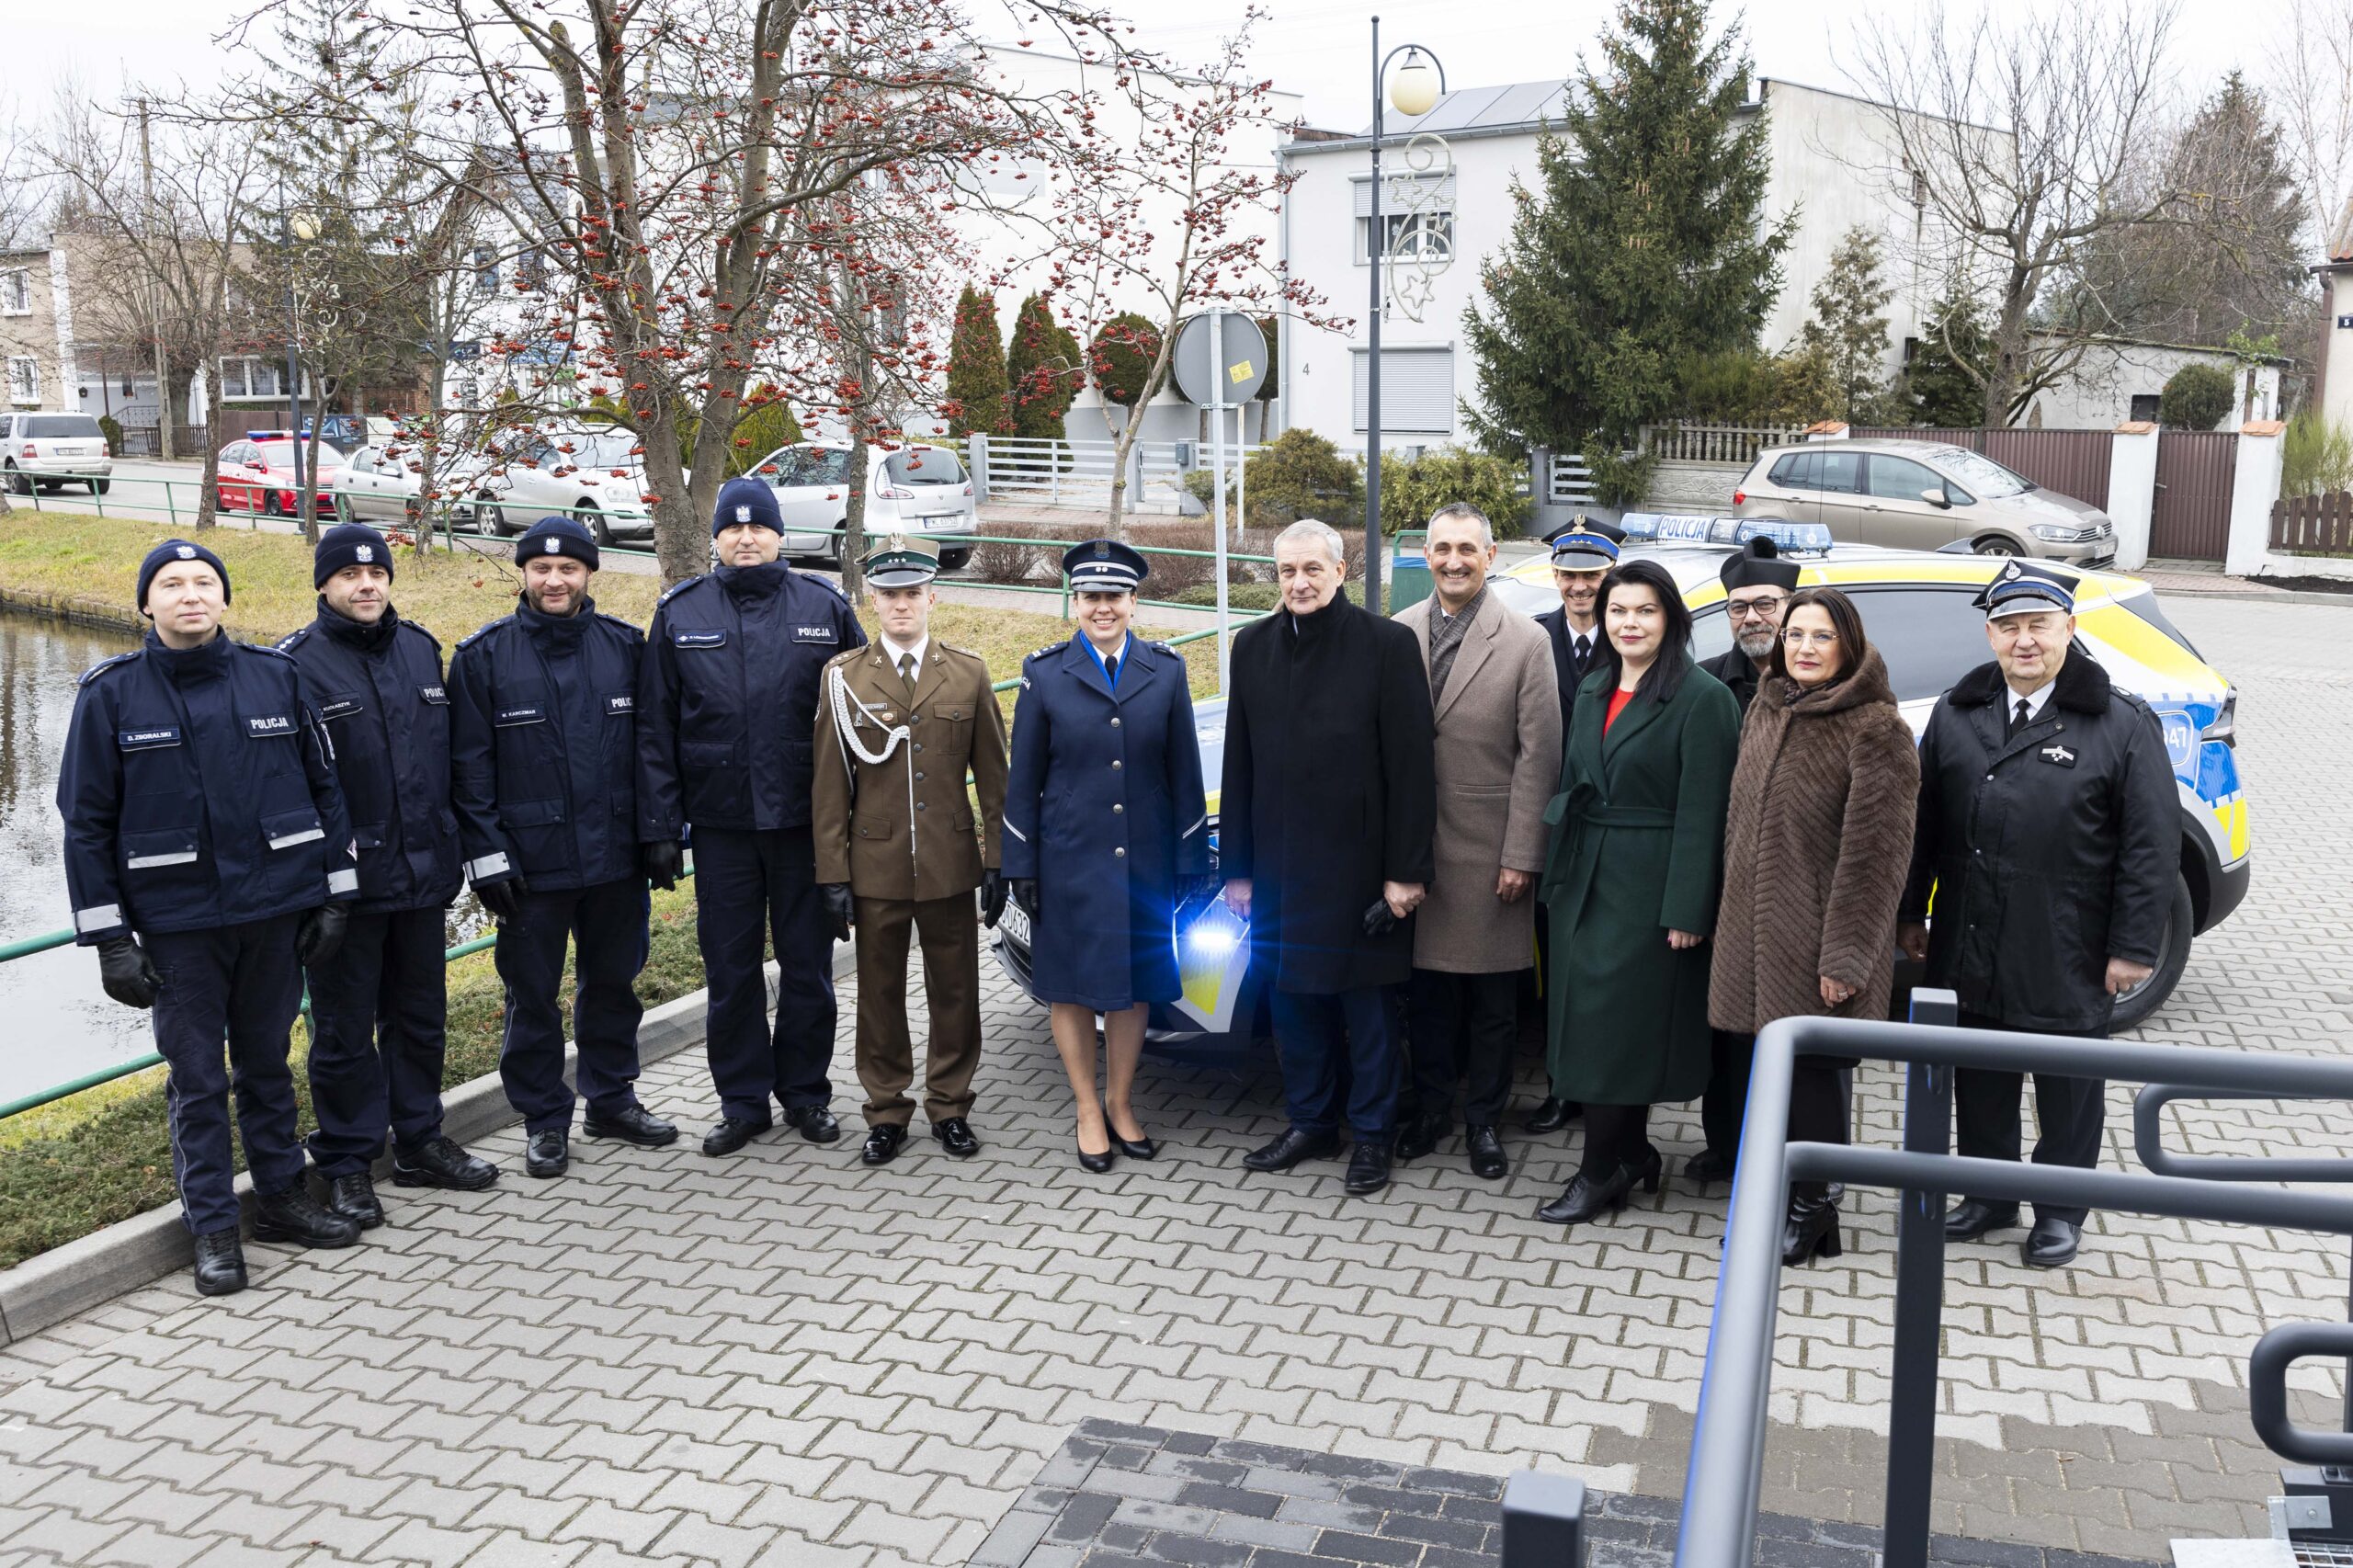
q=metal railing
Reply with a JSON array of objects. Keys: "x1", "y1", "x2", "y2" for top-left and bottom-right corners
[
  {"x1": 1668, "y1": 989, "x2": 2353, "y2": 1568},
  {"x1": 1639, "y1": 422, "x2": 1810, "y2": 465}
]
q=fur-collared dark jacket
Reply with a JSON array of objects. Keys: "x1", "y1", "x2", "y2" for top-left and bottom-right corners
[{"x1": 1899, "y1": 651, "x2": 2177, "y2": 1031}]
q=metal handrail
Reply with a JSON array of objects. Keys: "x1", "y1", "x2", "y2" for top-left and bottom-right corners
[{"x1": 1674, "y1": 990, "x2": 2353, "y2": 1568}]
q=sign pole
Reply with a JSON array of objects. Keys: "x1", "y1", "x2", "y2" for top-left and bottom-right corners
[{"x1": 1211, "y1": 312, "x2": 1232, "y2": 693}]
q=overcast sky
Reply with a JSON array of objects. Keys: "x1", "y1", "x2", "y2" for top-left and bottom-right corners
[{"x1": 7, "y1": 0, "x2": 2298, "y2": 135}]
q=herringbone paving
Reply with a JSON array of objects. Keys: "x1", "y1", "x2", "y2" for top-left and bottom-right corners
[{"x1": 0, "y1": 596, "x2": 2347, "y2": 1566}]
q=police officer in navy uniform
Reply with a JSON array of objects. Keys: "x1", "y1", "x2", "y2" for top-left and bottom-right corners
[
  {"x1": 278, "y1": 524, "x2": 500, "y2": 1228},
  {"x1": 637, "y1": 477, "x2": 868, "y2": 1157},
  {"x1": 449, "y1": 515, "x2": 678, "y2": 1178},
  {"x1": 59, "y1": 539, "x2": 365, "y2": 1297}
]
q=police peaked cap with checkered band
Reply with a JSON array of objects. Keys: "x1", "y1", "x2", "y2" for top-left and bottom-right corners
[
  {"x1": 1976, "y1": 559, "x2": 2078, "y2": 620},
  {"x1": 712, "y1": 476, "x2": 782, "y2": 538},
  {"x1": 1719, "y1": 535, "x2": 1802, "y2": 593},
  {"x1": 1063, "y1": 538, "x2": 1148, "y2": 593},
  {"x1": 136, "y1": 538, "x2": 232, "y2": 611},
  {"x1": 314, "y1": 523, "x2": 396, "y2": 587},
  {"x1": 514, "y1": 514, "x2": 601, "y2": 570}
]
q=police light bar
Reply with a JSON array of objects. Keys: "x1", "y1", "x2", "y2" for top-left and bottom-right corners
[{"x1": 1618, "y1": 514, "x2": 1835, "y2": 554}]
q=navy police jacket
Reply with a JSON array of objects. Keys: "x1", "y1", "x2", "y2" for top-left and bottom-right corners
[
  {"x1": 58, "y1": 630, "x2": 358, "y2": 944},
  {"x1": 637, "y1": 560, "x2": 866, "y2": 837},
  {"x1": 449, "y1": 598, "x2": 645, "y2": 892},
  {"x1": 277, "y1": 603, "x2": 462, "y2": 914}
]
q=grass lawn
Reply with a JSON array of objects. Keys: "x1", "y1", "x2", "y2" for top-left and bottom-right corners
[{"x1": 0, "y1": 511, "x2": 1222, "y2": 1267}]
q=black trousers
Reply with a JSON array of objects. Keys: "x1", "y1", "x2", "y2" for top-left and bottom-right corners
[
  {"x1": 1402, "y1": 967, "x2": 1520, "y2": 1131},
  {"x1": 306, "y1": 904, "x2": 450, "y2": 1178},
  {"x1": 694, "y1": 825, "x2": 835, "y2": 1123},
  {"x1": 1954, "y1": 1008, "x2": 2107, "y2": 1225},
  {"x1": 1700, "y1": 1028, "x2": 1752, "y2": 1161},
  {"x1": 1701, "y1": 1031, "x2": 1850, "y2": 1194},
  {"x1": 1271, "y1": 985, "x2": 1399, "y2": 1142},
  {"x1": 145, "y1": 915, "x2": 308, "y2": 1235},
  {"x1": 494, "y1": 878, "x2": 648, "y2": 1133}
]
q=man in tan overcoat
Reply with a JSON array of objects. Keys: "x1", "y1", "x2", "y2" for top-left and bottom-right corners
[
  {"x1": 1392, "y1": 503, "x2": 1562, "y2": 1178},
  {"x1": 812, "y1": 538, "x2": 1010, "y2": 1167}
]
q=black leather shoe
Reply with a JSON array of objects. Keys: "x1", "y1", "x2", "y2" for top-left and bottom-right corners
[
  {"x1": 526, "y1": 1129, "x2": 569, "y2": 1178},
  {"x1": 1525, "y1": 1096, "x2": 1579, "y2": 1134},
  {"x1": 1343, "y1": 1143, "x2": 1392, "y2": 1196},
  {"x1": 1076, "y1": 1137, "x2": 1118, "y2": 1174},
  {"x1": 392, "y1": 1137, "x2": 498, "y2": 1190},
  {"x1": 862, "y1": 1124, "x2": 907, "y2": 1166},
  {"x1": 584, "y1": 1104, "x2": 679, "y2": 1147},
  {"x1": 1466, "y1": 1125, "x2": 1508, "y2": 1180},
  {"x1": 2023, "y1": 1216, "x2": 2082, "y2": 1268},
  {"x1": 1537, "y1": 1166, "x2": 1633, "y2": 1224},
  {"x1": 192, "y1": 1230, "x2": 247, "y2": 1296},
  {"x1": 932, "y1": 1118, "x2": 981, "y2": 1158},
  {"x1": 1781, "y1": 1186, "x2": 1842, "y2": 1266},
  {"x1": 1393, "y1": 1112, "x2": 1444, "y2": 1162},
  {"x1": 1686, "y1": 1147, "x2": 1736, "y2": 1186},
  {"x1": 326, "y1": 1173, "x2": 386, "y2": 1230},
  {"x1": 1108, "y1": 1129, "x2": 1157, "y2": 1160},
  {"x1": 252, "y1": 1187, "x2": 361, "y2": 1249},
  {"x1": 784, "y1": 1105, "x2": 843, "y2": 1144},
  {"x1": 701, "y1": 1117, "x2": 772, "y2": 1157},
  {"x1": 1243, "y1": 1127, "x2": 1341, "y2": 1172},
  {"x1": 1944, "y1": 1199, "x2": 2019, "y2": 1240}
]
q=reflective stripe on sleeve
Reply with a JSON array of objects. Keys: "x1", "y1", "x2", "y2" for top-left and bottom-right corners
[
  {"x1": 126, "y1": 851, "x2": 199, "y2": 869},
  {"x1": 1179, "y1": 814, "x2": 1207, "y2": 839},
  {"x1": 326, "y1": 869, "x2": 359, "y2": 896},
  {"x1": 267, "y1": 827, "x2": 327, "y2": 850},
  {"x1": 74, "y1": 903, "x2": 124, "y2": 933},
  {"x1": 467, "y1": 852, "x2": 510, "y2": 881},
  {"x1": 1003, "y1": 820, "x2": 1029, "y2": 844}
]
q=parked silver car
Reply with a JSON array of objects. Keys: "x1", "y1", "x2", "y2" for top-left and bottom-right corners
[
  {"x1": 468, "y1": 426, "x2": 660, "y2": 544},
  {"x1": 4, "y1": 412, "x2": 113, "y2": 495},
  {"x1": 1731, "y1": 439, "x2": 2116, "y2": 565},
  {"x1": 747, "y1": 441, "x2": 979, "y2": 570}
]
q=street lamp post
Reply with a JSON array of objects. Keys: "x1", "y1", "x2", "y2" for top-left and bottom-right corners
[
  {"x1": 1365, "y1": 22, "x2": 1443, "y2": 613},
  {"x1": 278, "y1": 184, "x2": 317, "y2": 506}
]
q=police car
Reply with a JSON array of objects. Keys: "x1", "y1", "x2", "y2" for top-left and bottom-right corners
[{"x1": 990, "y1": 517, "x2": 2249, "y2": 1050}]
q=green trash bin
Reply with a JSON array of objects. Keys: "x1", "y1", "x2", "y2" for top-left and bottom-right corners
[{"x1": 1387, "y1": 529, "x2": 1432, "y2": 614}]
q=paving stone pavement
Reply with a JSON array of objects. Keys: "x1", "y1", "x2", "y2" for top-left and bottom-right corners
[{"x1": 0, "y1": 596, "x2": 2349, "y2": 1567}]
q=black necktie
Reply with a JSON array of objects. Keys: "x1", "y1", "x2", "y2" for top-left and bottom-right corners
[
  {"x1": 1572, "y1": 634, "x2": 1590, "y2": 676},
  {"x1": 1104, "y1": 653, "x2": 1119, "y2": 687},
  {"x1": 2009, "y1": 698, "x2": 2031, "y2": 736}
]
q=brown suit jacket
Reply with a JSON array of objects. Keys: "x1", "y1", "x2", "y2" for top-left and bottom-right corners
[
  {"x1": 812, "y1": 639, "x2": 1009, "y2": 903},
  {"x1": 1395, "y1": 590, "x2": 1561, "y2": 973}
]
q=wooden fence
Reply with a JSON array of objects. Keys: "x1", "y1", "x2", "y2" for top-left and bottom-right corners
[{"x1": 2272, "y1": 492, "x2": 2353, "y2": 555}]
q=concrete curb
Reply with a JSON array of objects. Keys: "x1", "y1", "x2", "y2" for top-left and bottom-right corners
[
  {"x1": 0, "y1": 944, "x2": 853, "y2": 1346},
  {"x1": 2149, "y1": 584, "x2": 2353, "y2": 608}
]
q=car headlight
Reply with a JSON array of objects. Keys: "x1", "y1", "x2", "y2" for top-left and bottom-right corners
[{"x1": 2029, "y1": 524, "x2": 2082, "y2": 542}]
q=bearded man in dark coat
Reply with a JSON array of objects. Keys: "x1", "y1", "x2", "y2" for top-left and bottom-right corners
[{"x1": 1222, "y1": 519, "x2": 1438, "y2": 1199}]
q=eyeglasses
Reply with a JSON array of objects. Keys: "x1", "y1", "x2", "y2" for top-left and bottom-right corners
[
  {"x1": 1727, "y1": 597, "x2": 1788, "y2": 620},
  {"x1": 1781, "y1": 628, "x2": 1840, "y2": 649}
]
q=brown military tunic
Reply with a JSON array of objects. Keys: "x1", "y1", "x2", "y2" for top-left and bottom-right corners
[{"x1": 812, "y1": 638, "x2": 1009, "y2": 1127}]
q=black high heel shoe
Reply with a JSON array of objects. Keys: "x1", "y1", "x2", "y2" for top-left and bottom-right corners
[
  {"x1": 1535, "y1": 1165, "x2": 1634, "y2": 1224},
  {"x1": 1629, "y1": 1146, "x2": 1663, "y2": 1194},
  {"x1": 1108, "y1": 1130, "x2": 1157, "y2": 1160},
  {"x1": 1076, "y1": 1138, "x2": 1119, "y2": 1174},
  {"x1": 1780, "y1": 1187, "x2": 1842, "y2": 1265}
]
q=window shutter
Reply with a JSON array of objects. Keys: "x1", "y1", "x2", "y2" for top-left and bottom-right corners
[
  {"x1": 1350, "y1": 347, "x2": 1454, "y2": 434},
  {"x1": 1352, "y1": 174, "x2": 1457, "y2": 217}
]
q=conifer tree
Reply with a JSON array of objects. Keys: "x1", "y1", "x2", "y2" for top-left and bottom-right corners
[
  {"x1": 1461, "y1": 0, "x2": 1791, "y2": 478},
  {"x1": 1004, "y1": 292, "x2": 1083, "y2": 442},
  {"x1": 1901, "y1": 285, "x2": 1994, "y2": 428},
  {"x1": 1798, "y1": 227, "x2": 1894, "y2": 422},
  {"x1": 944, "y1": 285, "x2": 1010, "y2": 437}
]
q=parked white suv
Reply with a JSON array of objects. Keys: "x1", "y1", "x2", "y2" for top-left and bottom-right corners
[
  {"x1": 466, "y1": 426, "x2": 661, "y2": 544},
  {"x1": 4, "y1": 413, "x2": 113, "y2": 496},
  {"x1": 747, "y1": 442, "x2": 978, "y2": 570}
]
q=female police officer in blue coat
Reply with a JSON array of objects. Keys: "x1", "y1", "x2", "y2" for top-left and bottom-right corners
[{"x1": 1003, "y1": 540, "x2": 1209, "y2": 1171}]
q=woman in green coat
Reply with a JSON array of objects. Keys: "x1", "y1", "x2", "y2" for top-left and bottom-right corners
[{"x1": 1538, "y1": 558, "x2": 1740, "y2": 1225}]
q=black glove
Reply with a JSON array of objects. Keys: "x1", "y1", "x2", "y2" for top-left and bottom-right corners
[
  {"x1": 1013, "y1": 878, "x2": 1039, "y2": 921},
  {"x1": 97, "y1": 935, "x2": 161, "y2": 1010},
  {"x1": 980, "y1": 869, "x2": 1006, "y2": 929},
  {"x1": 296, "y1": 903, "x2": 349, "y2": 968},
  {"x1": 1361, "y1": 897, "x2": 1400, "y2": 937},
  {"x1": 476, "y1": 875, "x2": 529, "y2": 925},
  {"x1": 820, "y1": 882, "x2": 856, "y2": 942},
  {"x1": 642, "y1": 838, "x2": 684, "y2": 892}
]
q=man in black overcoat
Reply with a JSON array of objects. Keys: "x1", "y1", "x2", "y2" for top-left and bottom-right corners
[
  {"x1": 1222, "y1": 519, "x2": 1438, "y2": 1198},
  {"x1": 1899, "y1": 562, "x2": 2177, "y2": 1269}
]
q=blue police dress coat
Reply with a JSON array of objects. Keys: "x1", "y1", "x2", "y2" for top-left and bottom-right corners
[
  {"x1": 449, "y1": 598, "x2": 646, "y2": 892},
  {"x1": 636, "y1": 561, "x2": 866, "y2": 837},
  {"x1": 59, "y1": 630, "x2": 358, "y2": 944},
  {"x1": 277, "y1": 603, "x2": 461, "y2": 913},
  {"x1": 1003, "y1": 634, "x2": 1210, "y2": 1010}
]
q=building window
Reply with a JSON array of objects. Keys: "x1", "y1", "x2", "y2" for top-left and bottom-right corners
[
  {"x1": 2130, "y1": 393, "x2": 2161, "y2": 423},
  {"x1": 6, "y1": 357, "x2": 40, "y2": 403},
  {"x1": 1351, "y1": 173, "x2": 1457, "y2": 267},
  {"x1": 1350, "y1": 346, "x2": 1455, "y2": 434},
  {"x1": 516, "y1": 246, "x2": 548, "y2": 293},
  {"x1": 0, "y1": 270, "x2": 28, "y2": 316},
  {"x1": 472, "y1": 245, "x2": 498, "y2": 297},
  {"x1": 218, "y1": 356, "x2": 290, "y2": 401}
]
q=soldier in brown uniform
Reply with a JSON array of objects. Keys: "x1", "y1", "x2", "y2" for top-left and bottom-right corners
[{"x1": 812, "y1": 537, "x2": 1011, "y2": 1165}]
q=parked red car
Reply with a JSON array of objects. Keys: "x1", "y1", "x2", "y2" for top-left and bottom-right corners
[{"x1": 215, "y1": 436, "x2": 346, "y2": 519}]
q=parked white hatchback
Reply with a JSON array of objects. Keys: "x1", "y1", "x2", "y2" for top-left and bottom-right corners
[
  {"x1": 747, "y1": 442, "x2": 978, "y2": 570},
  {"x1": 4, "y1": 412, "x2": 114, "y2": 496}
]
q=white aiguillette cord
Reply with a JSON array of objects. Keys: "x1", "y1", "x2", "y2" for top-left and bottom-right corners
[{"x1": 824, "y1": 662, "x2": 918, "y2": 875}]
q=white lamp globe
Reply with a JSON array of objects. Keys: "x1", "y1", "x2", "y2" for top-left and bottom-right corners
[{"x1": 1389, "y1": 53, "x2": 1439, "y2": 118}]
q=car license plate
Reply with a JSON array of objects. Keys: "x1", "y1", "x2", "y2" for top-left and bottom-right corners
[{"x1": 998, "y1": 900, "x2": 1031, "y2": 949}]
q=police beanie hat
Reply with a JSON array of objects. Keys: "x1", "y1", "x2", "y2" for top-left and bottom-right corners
[
  {"x1": 712, "y1": 476, "x2": 782, "y2": 538},
  {"x1": 137, "y1": 539, "x2": 233, "y2": 612},
  {"x1": 514, "y1": 514, "x2": 601, "y2": 571},
  {"x1": 314, "y1": 522, "x2": 396, "y2": 588}
]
